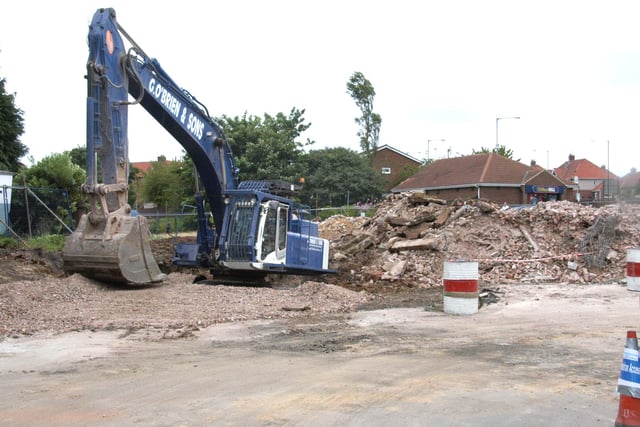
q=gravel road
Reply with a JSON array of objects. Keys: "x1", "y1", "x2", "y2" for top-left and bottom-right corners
[{"x1": 1, "y1": 281, "x2": 637, "y2": 426}]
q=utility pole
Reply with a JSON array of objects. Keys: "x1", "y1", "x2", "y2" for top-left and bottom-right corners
[
  {"x1": 496, "y1": 116, "x2": 520, "y2": 151},
  {"x1": 427, "y1": 139, "x2": 444, "y2": 163}
]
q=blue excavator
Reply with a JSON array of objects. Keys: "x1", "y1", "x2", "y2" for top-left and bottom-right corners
[{"x1": 62, "y1": 8, "x2": 333, "y2": 285}]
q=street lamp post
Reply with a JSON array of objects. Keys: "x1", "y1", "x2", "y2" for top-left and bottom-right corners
[
  {"x1": 495, "y1": 116, "x2": 520, "y2": 151},
  {"x1": 593, "y1": 139, "x2": 611, "y2": 200},
  {"x1": 427, "y1": 139, "x2": 445, "y2": 163},
  {"x1": 607, "y1": 140, "x2": 610, "y2": 199}
]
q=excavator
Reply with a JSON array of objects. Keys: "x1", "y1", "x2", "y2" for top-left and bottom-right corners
[{"x1": 62, "y1": 8, "x2": 333, "y2": 285}]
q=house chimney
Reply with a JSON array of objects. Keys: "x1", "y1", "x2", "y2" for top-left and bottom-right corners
[{"x1": 568, "y1": 154, "x2": 575, "y2": 162}]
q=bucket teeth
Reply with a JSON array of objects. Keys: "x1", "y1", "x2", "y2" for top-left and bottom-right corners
[{"x1": 63, "y1": 213, "x2": 166, "y2": 285}]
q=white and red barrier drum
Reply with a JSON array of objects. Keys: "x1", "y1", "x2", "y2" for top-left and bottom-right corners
[
  {"x1": 443, "y1": 261, "x2": 479, "y2": 315},
  {"x1": 627, "y1": 248, "x2": 640, "y2": 291}
]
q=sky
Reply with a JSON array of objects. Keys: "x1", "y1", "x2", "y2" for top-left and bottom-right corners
[{"x1": 1, "y1": 1, "x2": 640, "y2": 177}]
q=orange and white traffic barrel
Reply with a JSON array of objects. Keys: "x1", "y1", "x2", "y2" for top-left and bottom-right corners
[
  {"x1": 443, "y1": 260, "x2": 479, "y2": 315},
  {"x1": 627, "y1": 248, "x2": 640, "y2": 292}
]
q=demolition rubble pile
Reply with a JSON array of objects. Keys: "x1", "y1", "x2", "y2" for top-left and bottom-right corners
[{"x1": 320, "y1": 193, "x2": 640, "y2": 288}]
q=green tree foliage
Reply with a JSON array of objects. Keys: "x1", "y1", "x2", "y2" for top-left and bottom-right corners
[
  {"x1": 141, "y1": 158, "x2": 193, "y2": 211},
  {"x1": 473, "y1": 144, "x2": 518, "y2": 161},
  {"x1": 67, "y1": 146, "x2": 87, "y2": 168},
  {"x1": 18, "y1": 153, "x2": 87, "y2": 228},
  {"x1": 216, "y1": 113, "x2": 261, "y2": 161},
  {"x1": 217, "y1": 108, "x2": 312, "y2": 183},
  {"x1": 0, "y1": 78, "x2": 28, "y2": 171},
  {"x1": 301, "y1": 147, "x2": 383, "y2": 208},
  {"x1": 23, "y1": 153, "x2": 86, "y2": 193},
  {"x1": 346, "y1": 72, "x2": 382, "y2": 160}
]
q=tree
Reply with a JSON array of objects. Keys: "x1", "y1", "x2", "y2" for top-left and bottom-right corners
[
  {"x1": 473, "y1": 144, "x2": 519, "y2": 161},
  {"x1": 346, "y1": 72, "x2": 382, "y2": 161},
  {"x1": 217, "y1": 108, "x2": 312, "y2": 183},
  {"x1": 0, "y1": 78, "x2": 27, "y2": 171},
  {"x1": 300, "y1": 147, "x2": 383, "y2": 208},
  {"x1": 141, "y1": 159, "x2": 192, "y2": 212},
  {"x1": 67, "y1": 146, "x2": 87, "y2": 169},
  {"x1": 16, "y1": 153, "x2": 87, "y2": 232},
  {"x1": 24, "y1": 153, "x2": 86, "y2": 191}
]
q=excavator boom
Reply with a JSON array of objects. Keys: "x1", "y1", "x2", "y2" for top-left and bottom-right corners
[{"x1": 63, "y1": 9, "x2": 169, "y2": 284}]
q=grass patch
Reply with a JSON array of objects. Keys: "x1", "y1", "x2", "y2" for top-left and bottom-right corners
[{"x1": 25, "y1": 234, "x2": 67, "y2": 252}]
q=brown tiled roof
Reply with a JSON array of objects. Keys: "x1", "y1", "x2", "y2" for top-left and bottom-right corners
[
  {"x1": 554, "y1": 158, "x2": 618, "y2": 180},
  {"x1": 130, "y1": 161, "x2": 154, "y2": 174},
  {"x1": 392, "y1": 153, "x2": 547, "y2": 191}
]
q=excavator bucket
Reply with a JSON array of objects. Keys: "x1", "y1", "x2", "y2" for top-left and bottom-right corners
[{"x1": 63, "y1": 212, "x2": 167, "y2": 285}]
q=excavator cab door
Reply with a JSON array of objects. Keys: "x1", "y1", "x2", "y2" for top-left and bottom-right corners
[{"x1": 255, "y1": 200, "x2": 289, "y2": 264}]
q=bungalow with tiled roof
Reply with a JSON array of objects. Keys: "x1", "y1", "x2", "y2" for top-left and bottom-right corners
[
  {"x1": 554, "y1": 154, "x2": 618, "y2": 201},
  {"x1": 391, "y1": 153, "x2": 575, "y2": 205}
]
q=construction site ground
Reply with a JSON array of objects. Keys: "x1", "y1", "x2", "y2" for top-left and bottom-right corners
[{"x1": 2, "y1": 197, "x2": 640, "y2": 425}]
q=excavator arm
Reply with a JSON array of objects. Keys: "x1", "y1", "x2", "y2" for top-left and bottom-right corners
[
  {"x1": 64, "y1": 8, "x2": 334, "y2": 285},
  {"x1": 63, "y1": 8, "x2": 237, "y2": 284}
]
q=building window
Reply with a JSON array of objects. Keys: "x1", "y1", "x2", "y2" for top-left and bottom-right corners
[{"x1": 381, "y1": 167, "x2": 391, "y2": 175}]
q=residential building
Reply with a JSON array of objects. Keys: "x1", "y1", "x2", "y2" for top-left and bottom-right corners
[
  {"x1": 130, "y1": 155, "x2": 170, "y2": 177},
  {"x1": 130, "y1": 161, "x2": 154, "y2": 176},
  {"x1": 371, "y1": 145, "x2": 423, "y2": 192},
  {"x1": 554, "y1": 154, "x2": 618, "y2": 201},
  {"x1": 391, "y1": 153, "x2": 574, "y2": 204},
  {"x1": 620, "y1": 168, "x2": 640, "y2": 201}
]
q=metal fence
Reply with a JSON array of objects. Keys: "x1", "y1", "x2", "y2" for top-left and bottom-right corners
[
  {"x1": 1, "y1": 185, "x2": 373, "y2": 241},
  {"x1": 3, "y1": 186, "x2": 73, "y2": 239}
]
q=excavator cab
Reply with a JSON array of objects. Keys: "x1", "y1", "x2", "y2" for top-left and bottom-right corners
[
  {"x1": 218, "y1": 188, "x2": 331, "y2": 275},
  {"x1": 255, "y1": 200, "x2": 289, "y2": 264}
]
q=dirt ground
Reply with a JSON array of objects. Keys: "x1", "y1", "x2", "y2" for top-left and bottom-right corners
[
  {"x1": 0, "y1": 239, "x2": 638, "y2": 425},
  {"x1": 1, "y1": 280, "x2": 637, "y2": 426},
  {"x1": 0, "y1": 239, "x2": 444, "y2": 339}
]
